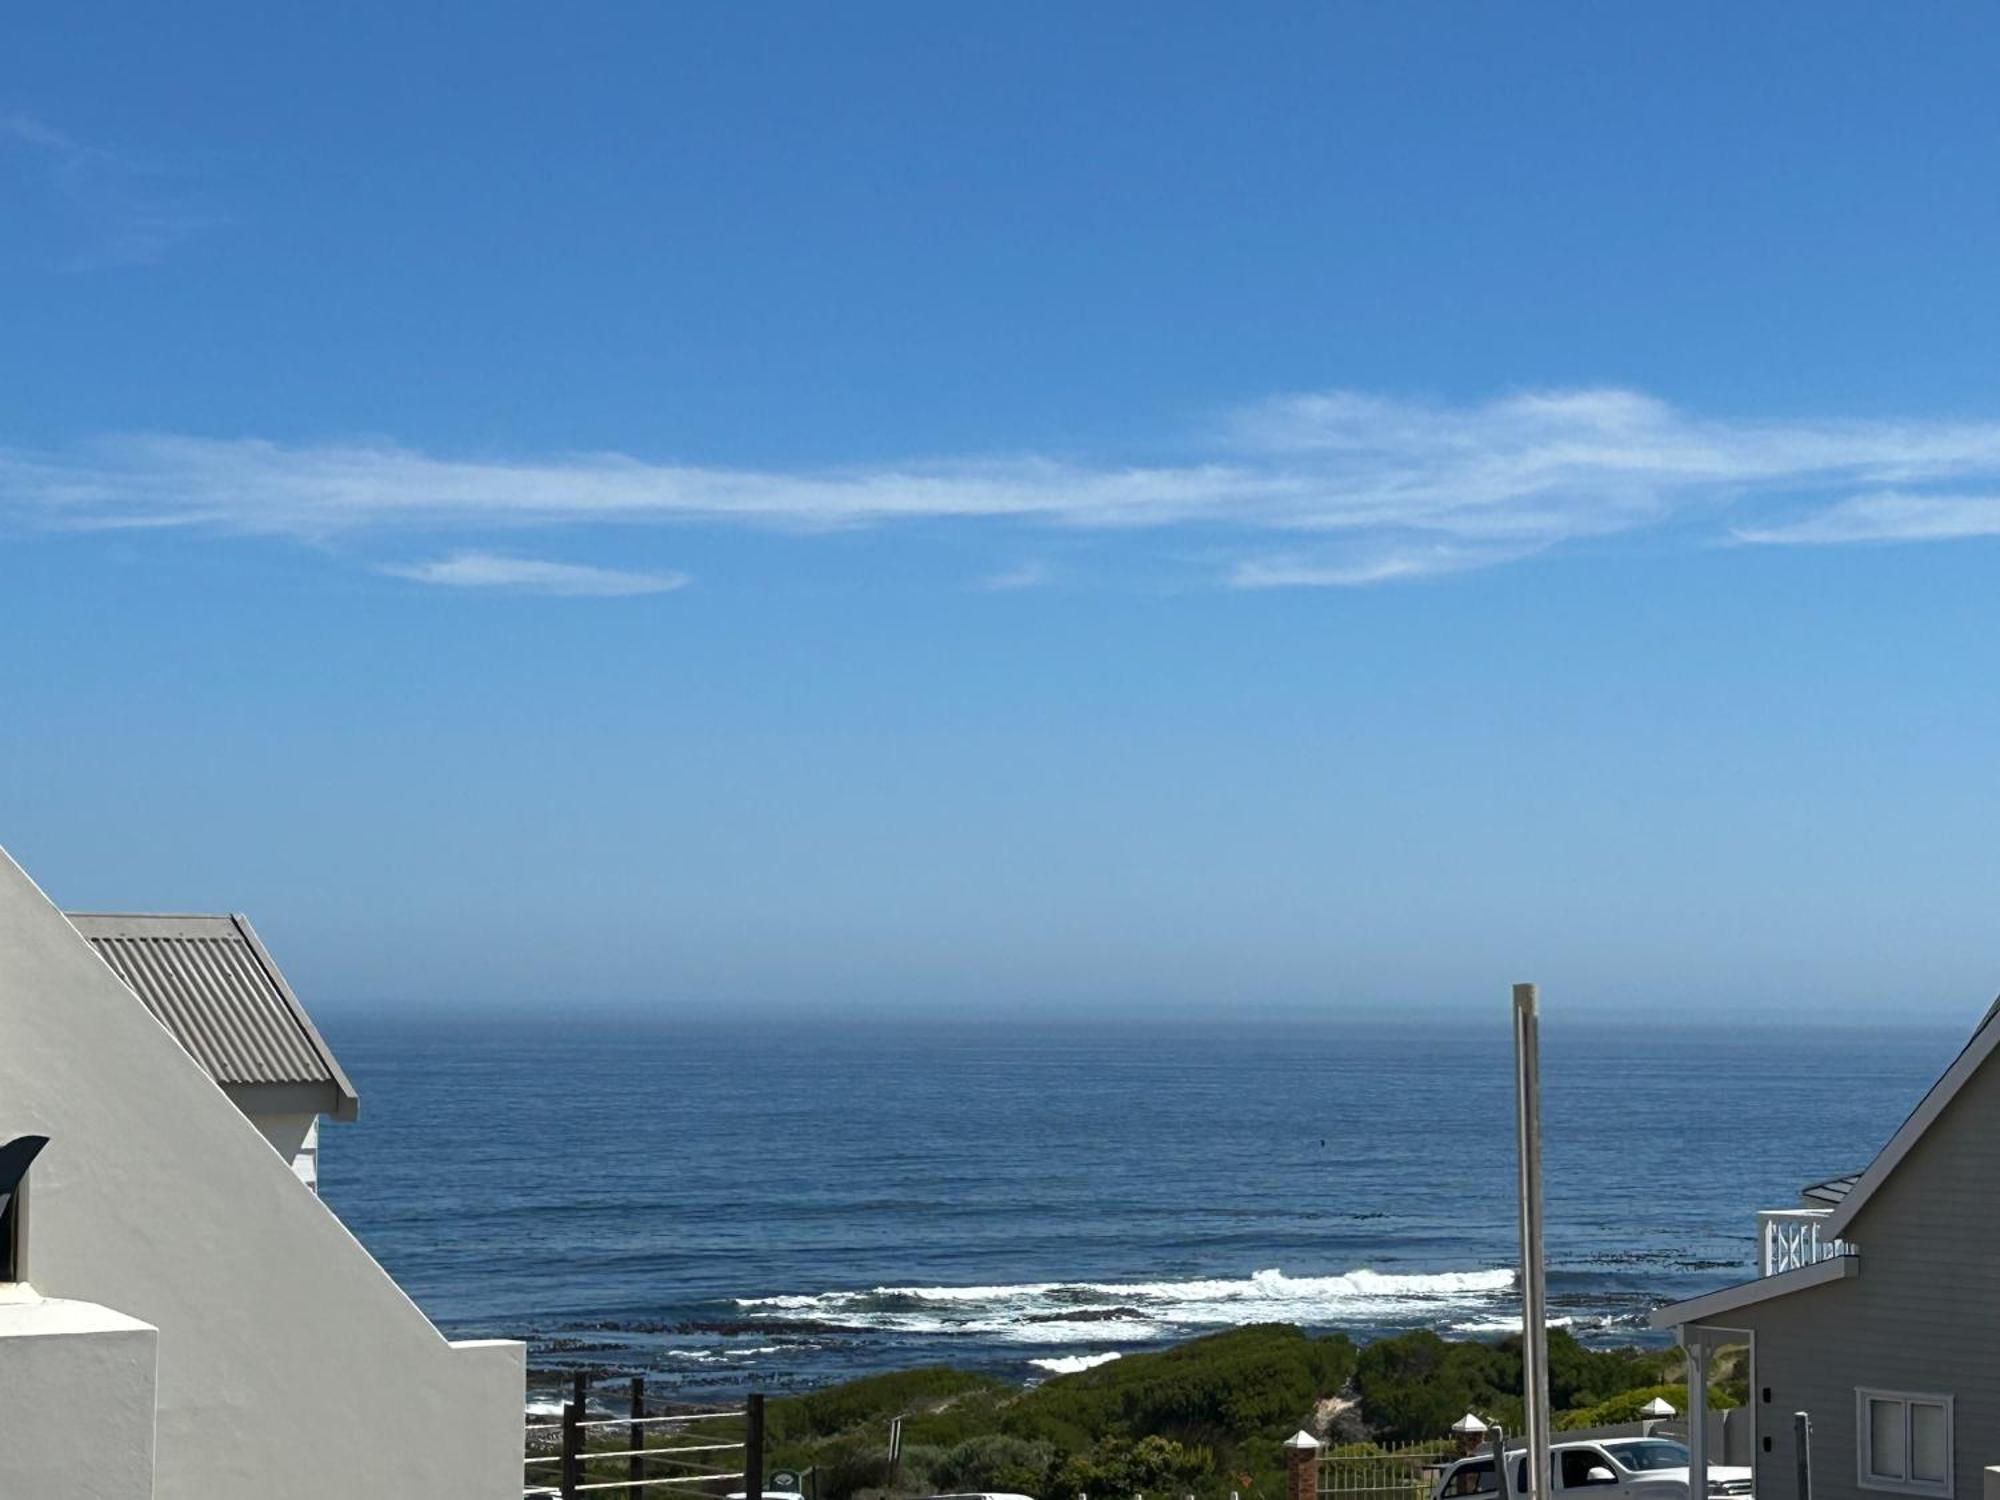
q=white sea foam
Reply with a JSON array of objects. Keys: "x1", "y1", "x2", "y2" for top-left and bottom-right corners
[
  {"x1": 1446, "y1": 1315, "x2": 1575, "y2": 1335},
  {"x1": 735, "y1": 1266, "x2": 1514, "y2": 1341},
  {"x1": 1031, "y1": 1352, "x2": 1125, "y2": 1375}
]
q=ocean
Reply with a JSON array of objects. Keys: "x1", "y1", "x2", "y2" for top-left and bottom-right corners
[{"x1": 315, "y1": 1016, "x2": 1959, "y2": 1400}]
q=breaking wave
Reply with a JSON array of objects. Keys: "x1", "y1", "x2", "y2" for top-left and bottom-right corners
[
  {"x1": 1031, "y1": 1352, "x2": 1125, "y2": 1375},
  {"x1": 1446, "y1": 1315, "x2": 1574, "y2": 1335},
  {"x1": 734, "y1": 1266, "x2": 1515, "y2": 1343}
]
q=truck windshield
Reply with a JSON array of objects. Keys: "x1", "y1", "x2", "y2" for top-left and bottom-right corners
[{"x1": 1603, "y1": 1442, "x2": 1690, "y2": 1473}]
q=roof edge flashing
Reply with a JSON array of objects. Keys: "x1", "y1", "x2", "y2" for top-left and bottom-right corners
[
  {"x1": 230, "y1": 914, "x2": 360, "y2": 1114},
  {"x1": 1650, "y1": 1254, "x2": 1859, "y2": 1329},
  {"x1": 1822, "y1": 999, "x2": 2000, "y2": 1240}
]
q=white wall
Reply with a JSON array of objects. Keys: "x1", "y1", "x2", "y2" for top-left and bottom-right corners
[
  {"x1": 0, "y1": 846, "x2": 524, "y2": 1500},
  {"x1": 244, "y1": 1108, "x2": 317, "y2": 1165},
  {"x1": 0, "y1": 1294, "x2": 159, "y2": 1499},
  {"x1": 241, "y1": 1109, "x2": 321, "y2": 1192}
]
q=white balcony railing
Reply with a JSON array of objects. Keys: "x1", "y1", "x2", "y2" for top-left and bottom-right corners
[{"x1": 1758, "y1": 1208, "x2": 1852, "y2": 1275}]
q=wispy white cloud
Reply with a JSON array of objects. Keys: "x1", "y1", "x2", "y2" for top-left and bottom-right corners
[
  {"x1": 8, "y1": 388, "x2": 2000, "y2": 586},
  {"x1": 2, "y1": 112, "x2": 221, "y2": 269},
  {"x1": 978, "y1": 560, "x2": 1054, "y2": 591},
  {"x1": 1226, "y1": 542, "x2": 1535, "y2": 589},
  {"x1": 1735, "y1": 492, "x2": 2000, "y2": 546},
  {"x1": 379, "y1": 551, "x2": 688, "y2": 597},
  {"x1": 0, "y1": 434, "x2": 1273, "y2": 534},
  {"x1": 1, "y1": 113, "x2": 72, "y2": 151}
]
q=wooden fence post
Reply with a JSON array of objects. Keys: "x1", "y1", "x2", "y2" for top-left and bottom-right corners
[
  {"x1": 631, "y1": 1375, "x2": 647, "y2": 1491},
  {"x1": 745, "y1": 1393, "x2": 767, "y2": 1500}
]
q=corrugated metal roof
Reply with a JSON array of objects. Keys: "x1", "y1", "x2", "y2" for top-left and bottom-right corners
[{"x1": 66, "y1": 912, "x2": 358, "y2": 1119}]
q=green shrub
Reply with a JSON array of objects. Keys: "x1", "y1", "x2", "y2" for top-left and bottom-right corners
[
  {"x1": 1021, "y1": 1325, "x2": 1356, "y2": 1453},
  {"x1": 1057, "y1": 1435, "x2": 1216, "y2": 1498},
  {"x1": 1355, "y1": 1329, "x2": 1667, "y2": 1442},
  {"x1": 770, "y1": 1366, "x2": 1009, "y2": 1443},
  {"x1": 934, "y1": 1434, "x2": 1057, "y2": 1494},
  {"x1": 1555, "y1": 1383, "x2": 1736, "y2": 1431}
]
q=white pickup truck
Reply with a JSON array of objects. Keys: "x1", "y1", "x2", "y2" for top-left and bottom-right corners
[{"x1": 1431, "y1": 1438, "x2": 1753, "y2": 1500}]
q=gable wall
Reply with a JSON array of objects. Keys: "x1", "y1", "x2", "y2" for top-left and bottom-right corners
[
  {"x1": 1721, "y1": 1048, "x2": 2000, "y2": 1500},
  {"x1": 0, "y1": 849, "x2": 522, "y2": 1499}
]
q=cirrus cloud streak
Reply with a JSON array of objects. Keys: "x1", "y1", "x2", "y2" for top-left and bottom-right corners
[
  {"x1": 7, "y1": 388, "x2": 2000, "y2": 586},
  {"x1": 379, "y1": 550, "x2": 688, "y2": 596}
]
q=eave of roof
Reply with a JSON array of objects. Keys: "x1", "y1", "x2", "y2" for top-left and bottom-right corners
[
  {"x1": 1818, "y1": 997, "x2": 2000, "y2": 1240},
  {"x1": 67, "y1": 911, "x2": 358, "y2": 1121},
  {"x1": 1649, "y1": 1254, "x2": 1859, "y2": 1329}
]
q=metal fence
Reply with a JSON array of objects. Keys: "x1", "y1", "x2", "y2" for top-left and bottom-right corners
[
  {"x1": 525, "y1": 1374, "x2": 761, "y2": 1499},
  {"x1": 1318, "y1": 1442, "x2": 1459, "y2": 1500}
]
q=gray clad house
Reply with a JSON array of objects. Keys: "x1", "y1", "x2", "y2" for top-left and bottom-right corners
[
  {"x1": 65, "y1": 911, "x2": 358, "y2": 1193},
  {"x1": 1653, "y1": 1002, "x2": 2000, "y2": 1500}
]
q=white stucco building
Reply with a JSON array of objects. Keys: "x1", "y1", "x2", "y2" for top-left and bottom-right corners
[{"x1": 0, "y1": 843, "x2": 524, "y2": 1499}]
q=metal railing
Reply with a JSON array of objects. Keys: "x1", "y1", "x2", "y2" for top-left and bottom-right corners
[
  {"x1": 526, "y1": 1375, "x2": 759, "y2": 1499},
  {"x1": 1318, "y1": 1441, "x2": 1460, "y2": 1500},
  {"x1": 1757, "y1": 1209, "x2": 1851, "y2": 1276}
]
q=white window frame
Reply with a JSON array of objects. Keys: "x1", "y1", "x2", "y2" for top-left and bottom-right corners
[{"x1": 1856, "y1": 1389, "x2": 1953, "y2": 1498}]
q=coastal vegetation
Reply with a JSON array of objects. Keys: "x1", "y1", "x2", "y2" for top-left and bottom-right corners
[
  {"x1": 744, "y1": 1324, "x2": 1743, "y2": 1500},
  {"x1": 1350, "y1": 1327, "x2": 1716, "y2": 1441}
]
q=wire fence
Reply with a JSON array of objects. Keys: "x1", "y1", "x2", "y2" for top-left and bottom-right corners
[{"x1": 526, "y1": 1374, "x2": 762, "y2": 1500}]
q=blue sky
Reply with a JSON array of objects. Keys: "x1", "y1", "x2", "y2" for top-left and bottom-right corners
[{"x1": 5, "y1": 4, "x2": 2000, "y2": 1019}]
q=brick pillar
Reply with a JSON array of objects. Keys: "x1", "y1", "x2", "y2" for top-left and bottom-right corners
[{"x1": 1285, "y1": 1431, "x2": 1321, "y2": 1500}]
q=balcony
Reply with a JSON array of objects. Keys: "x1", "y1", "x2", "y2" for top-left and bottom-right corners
[{"x1": 1758, "y1": 1207, "x2": 1853, "y2": 1275}]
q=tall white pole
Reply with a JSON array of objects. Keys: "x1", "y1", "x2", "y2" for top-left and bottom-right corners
[{"x1": 1513, "y1": 983, "x2": 1552, "y2": 1500}]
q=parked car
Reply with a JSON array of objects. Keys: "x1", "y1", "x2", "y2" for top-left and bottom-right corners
[{"x1": 1432, "y1": 1438, "x2": 1753, "y2": 1500}]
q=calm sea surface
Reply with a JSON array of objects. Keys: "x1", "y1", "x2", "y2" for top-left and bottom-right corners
[{"x1": 315, "y1": 1017, "x2": 1958, "y2": 1399}]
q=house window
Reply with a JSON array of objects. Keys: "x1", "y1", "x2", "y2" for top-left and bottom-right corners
[
  {"x1": 1857, "y1": 1390, "x2": 1952, "y2": 1497},
  {"x1": 0, "y1": 1136, "x2": 48, "y2": 1284},
  {"x1": 0, "y1": 1186, "x2": 18, "y2": 1282}
]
